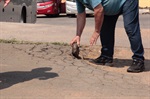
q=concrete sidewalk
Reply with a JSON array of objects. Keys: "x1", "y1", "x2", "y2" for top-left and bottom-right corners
[{"x1": 0, "y1": 22, "x2": 150, "y2": 99}]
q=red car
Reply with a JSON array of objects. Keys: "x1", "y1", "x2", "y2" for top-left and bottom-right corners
[{"x1": 37, "y1": 0, "x2": 61, "y2": 17}]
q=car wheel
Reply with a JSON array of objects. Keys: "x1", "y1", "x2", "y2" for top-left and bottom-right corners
[
  {"x1": 45, "y1": 14, "x2": 51, "y2": 17},
  {"x1": 67, "y1": 14, "x2": 76, "y2": 17}
]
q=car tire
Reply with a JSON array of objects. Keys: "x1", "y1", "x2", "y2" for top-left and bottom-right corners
[{"x1": 67, "y1": 14, "x2": 76, "y2": 17}]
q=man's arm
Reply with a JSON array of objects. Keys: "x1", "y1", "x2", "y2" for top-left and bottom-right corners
[
  {"x1": 0, "y1": 0, "x2": 10, "y2": 7},
  {"x1": 90, "y1": 3, "x2": 104, "y2": 45},
  {"x1": 70, "y1": 11, "x2": 86, "y2": 46},
  {"x1": 76, "y1": 11, "x2": 86, "y2": 37},
  {"x1": 94, "y1": 4, "x2": 104, "y2": 34}
]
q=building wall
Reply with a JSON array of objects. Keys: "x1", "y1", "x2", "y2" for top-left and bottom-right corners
[{"x1": 139, "y1": 0, "x2": 150, "y2": 7}]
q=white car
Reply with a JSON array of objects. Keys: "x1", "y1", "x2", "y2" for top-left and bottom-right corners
[{"x1": 66, "y1": 0, "x2": 94, "y2": 17}]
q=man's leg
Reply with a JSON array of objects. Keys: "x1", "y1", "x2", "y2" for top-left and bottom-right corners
[
  {"x1": 100, "y1": 15, "x2": 119, "y2": 58},
  {"x1": 91, "y1": 15, "x2": 119, "y2": 65},
  {"x1": 122, "y1": 0, "x2": 145, "y2": 72}
]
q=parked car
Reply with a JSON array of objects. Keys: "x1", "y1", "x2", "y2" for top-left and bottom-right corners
[
  {"x1": 66, "y1": 0, "x2": 94, "y2": 17},
  {"x1": 37, "y1": 0, "x2": 61, "y2": 17}
]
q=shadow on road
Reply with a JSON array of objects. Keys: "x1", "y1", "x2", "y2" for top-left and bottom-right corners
[
  {"x1": 86, "y1": 58, "x2": 150, "y2": 72},
  {"x1": 0, "y1": 67, "x2": 58, "y2": 90},
  {"x1": 37, "y1": 14, "x2": 67, "y2": 18},
  {"x1": 36, "y1": 14, "x2": 94, "y2": 18},
  {"x1": 113, "y1": 59, "x2": 150, "y2": 72}
]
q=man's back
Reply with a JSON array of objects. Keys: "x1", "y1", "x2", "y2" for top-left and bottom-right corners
[{"x1": 77, "y1": 0, "x2": 126, "y2": 15}]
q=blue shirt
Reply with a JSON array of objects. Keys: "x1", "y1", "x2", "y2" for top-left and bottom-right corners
[{"x1": 76, "y1": 0, "x2": 126, "y2": 15}]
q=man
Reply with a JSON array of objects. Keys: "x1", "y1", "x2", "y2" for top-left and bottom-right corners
[
  {"x1": 0, "y1": 0, "x2": 10, "y2": 7},
  {"x1": 70, "y1": 0, "x2": 145, "y2": 73}
]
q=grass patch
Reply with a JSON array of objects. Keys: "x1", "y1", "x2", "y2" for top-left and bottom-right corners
[
  {"x1": 51, "y1": 42, "x2": 69, "y2": 46},
  {"x1": 0, "y1": 38, "x2": 69, "y2": 46},
  {"x1": 0, "y1": 38, "x2": 18, "y2": 44},
  {"x1": 0, "y1": 38, "x2": 43, "y2": 45}
]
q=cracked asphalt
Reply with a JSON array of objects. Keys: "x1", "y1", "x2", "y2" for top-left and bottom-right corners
[
  {"x1": 0, "y1": 43, "x2": 150, "y2": 99},
  {"x1": 0, "y1": 22, "x2": 150, "y2": 99}
]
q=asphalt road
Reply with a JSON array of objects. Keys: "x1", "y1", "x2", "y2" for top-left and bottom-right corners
[
  {"x1": 0, "y1": 13, "x2": 150, "y2": 99},
  {"x1": 36, "y1": 14, "x2": 150, "y2": 29}
]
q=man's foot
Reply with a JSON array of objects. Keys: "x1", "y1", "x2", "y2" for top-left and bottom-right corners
[
  {"x1": 89, "y1": 56, "x2": 113, "y2": 66},
  {"x1": 127, "y1": 59, "x2": 145, "y2": 73}
]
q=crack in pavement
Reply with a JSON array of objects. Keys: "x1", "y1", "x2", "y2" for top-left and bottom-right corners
[{"x1": 8, "y1": 43, "x2": 150, "y2": 97}]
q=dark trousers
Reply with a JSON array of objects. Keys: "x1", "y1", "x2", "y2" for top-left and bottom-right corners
[{"x1": 100, "y1": 0, "x2": 144, "y2": 60}]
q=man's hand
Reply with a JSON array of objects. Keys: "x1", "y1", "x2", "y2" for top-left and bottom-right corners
[
  {"x1": 0, "y1": 0, "x2": 10, "y2": 7},
  {"x1": 70, "y1": 36, "x2": 81, "y2": 46},
  {"x1": 90, "y1": 31, "x2": 100, "y2": 46}
]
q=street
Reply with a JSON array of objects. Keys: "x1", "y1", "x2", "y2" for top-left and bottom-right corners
[
  {"x1": 0, "y1": 14, "x2": 150, "y2": 99},
  {"x1": 34, "y1": 14, "x2": 150, "y2": 48},
  {"x1": 36, "y1": 14, "x2": 150, "y2": 29}
]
